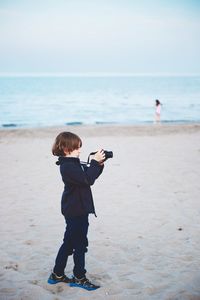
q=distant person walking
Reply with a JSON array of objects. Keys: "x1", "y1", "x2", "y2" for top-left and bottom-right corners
[{"x1": 155, "y1": 99, "x2": 162, "y2": 123}]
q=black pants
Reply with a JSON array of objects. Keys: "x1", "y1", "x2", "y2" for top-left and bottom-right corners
[{"x1": 53, "y1": 214, "x2": 89, "y2": 279}]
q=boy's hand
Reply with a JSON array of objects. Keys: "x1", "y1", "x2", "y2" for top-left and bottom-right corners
[{"x1": 93, "y1": 149, "x2": 105, "y2": 163}]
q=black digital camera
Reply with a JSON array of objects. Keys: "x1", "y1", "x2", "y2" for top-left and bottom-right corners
[
  {"x1": 87, "y1": 150, "x2": 113, "y2": 164},
  {"x1": 103, "y1": 150, "x2": 113, "y2": 160}
]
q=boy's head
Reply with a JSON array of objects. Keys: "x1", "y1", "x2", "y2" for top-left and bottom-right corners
[{"x1": 52, "y1": 132, "x2": 82, "y2": 157}]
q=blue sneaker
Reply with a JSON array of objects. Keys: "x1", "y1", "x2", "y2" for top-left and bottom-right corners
[
  {"x1": 70, "y1": 276, "x2": 100, "y2": 291},
  {"x1": 47, "y1": 272, "x2": 73, "y2": 284}
]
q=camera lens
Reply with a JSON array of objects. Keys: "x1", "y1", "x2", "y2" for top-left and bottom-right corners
[{"x1": 104, "y1": 151, "x2": 113, "y2": 160}]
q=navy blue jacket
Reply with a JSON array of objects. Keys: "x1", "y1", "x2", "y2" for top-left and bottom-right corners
[{"x1": 56, "y1": 157, "x2": 104, "y2": 217}]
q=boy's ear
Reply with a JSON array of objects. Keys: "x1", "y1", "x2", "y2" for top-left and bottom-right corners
[{"x1": 63, "y1": 148, "x2": 69, "y2": 155}]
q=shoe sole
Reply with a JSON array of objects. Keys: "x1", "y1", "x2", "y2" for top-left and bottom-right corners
[{"x1": 69, "y1": 282, "x2": 100, "y2": 291}]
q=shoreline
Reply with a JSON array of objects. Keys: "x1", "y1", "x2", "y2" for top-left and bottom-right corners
[{"x1": 0, "y1": 123, "x2": 200, "y2": 139}]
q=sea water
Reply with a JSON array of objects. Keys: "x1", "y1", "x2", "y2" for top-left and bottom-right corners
[{"x1": 0, "y1": 75, "x2": 200, "y2": 128}]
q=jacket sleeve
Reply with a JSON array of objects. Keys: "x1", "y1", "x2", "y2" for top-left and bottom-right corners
[{"x1": 61, "y1": 159, "x2": 103, "y2": 186}]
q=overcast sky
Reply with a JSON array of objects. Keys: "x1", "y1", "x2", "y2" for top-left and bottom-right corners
[{"x1": 0, "y1": 0, "x2": 200, "y2": 74}]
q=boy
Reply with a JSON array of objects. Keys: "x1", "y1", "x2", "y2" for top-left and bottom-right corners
[{"x1": 48, "y1": 132, "x2": 105, "y2": 291}]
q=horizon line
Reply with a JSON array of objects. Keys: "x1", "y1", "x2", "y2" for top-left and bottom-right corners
[{"x1": 0, "y1": 72, "x2": 200, "y2": 77}]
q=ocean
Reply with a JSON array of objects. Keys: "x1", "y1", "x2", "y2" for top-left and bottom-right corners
[{"x1": 0, "y1": 75, "x2": 200, "y2": 128}]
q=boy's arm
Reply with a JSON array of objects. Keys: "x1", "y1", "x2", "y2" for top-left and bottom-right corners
[
  {"x1": 83, "y1": 160, "x2": 104, "y2": 178},
  {"x1": 61, "y1": 159, "x2": 103, "y2": 186},
  {"x1": 95, "y1": 161, "x2": 104, "y2": 178}
]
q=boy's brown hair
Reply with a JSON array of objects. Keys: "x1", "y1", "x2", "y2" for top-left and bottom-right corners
[{"x1": 52, "y1": 132, "x2": 82, "y2": 156}]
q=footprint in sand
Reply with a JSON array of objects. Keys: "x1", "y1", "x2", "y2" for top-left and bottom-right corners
[
  {"x1": 180, "y1": 255, "x2": 194, "y2": 261},
  {"x1": 0, "y1": 288, "x2": 16, "y2": 296},
  {"x1": 31, "y1": 281, "x2": 65, "y2": 295},
  {"x1": 121, "y1": 279, "x2": 144, "y2": 290},
  {"x1": 44, "y1": 284, "x2": 64, "y2": 294},
  {"x1": 25, "y1": 240, "x2": 33, "y2": 245},
  {"x1": 29, "y1": 280, "x2": 39, "y2": 285},
  {"x1": 104, "y1": 286, "x2": 122, "y2": 296},
  {"x1": 4, "y1": 262, "x2": 19, "y2": 271},
  {"x1": 145, "y1": 285, "x2": 169, "y2": 296},
  {"x1": 51, "y1": 285, "x2": 64, "y2": 294},
  {"x1": 95, "y1": 273, "x2": 112, "y2": 285}
]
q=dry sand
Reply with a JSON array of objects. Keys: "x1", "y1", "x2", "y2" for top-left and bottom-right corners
[{"x1": 0, "y1": 124, "x2": 200, "y2": 300}]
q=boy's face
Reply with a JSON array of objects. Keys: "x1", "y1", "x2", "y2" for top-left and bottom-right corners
[{"x1": 65, "y1": 146, "x2": 81, "y2": 158}]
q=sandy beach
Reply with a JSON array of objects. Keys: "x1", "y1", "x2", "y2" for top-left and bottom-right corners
[{"x1": 1, "y1": 123, "x2": 200, "y2": 300}]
